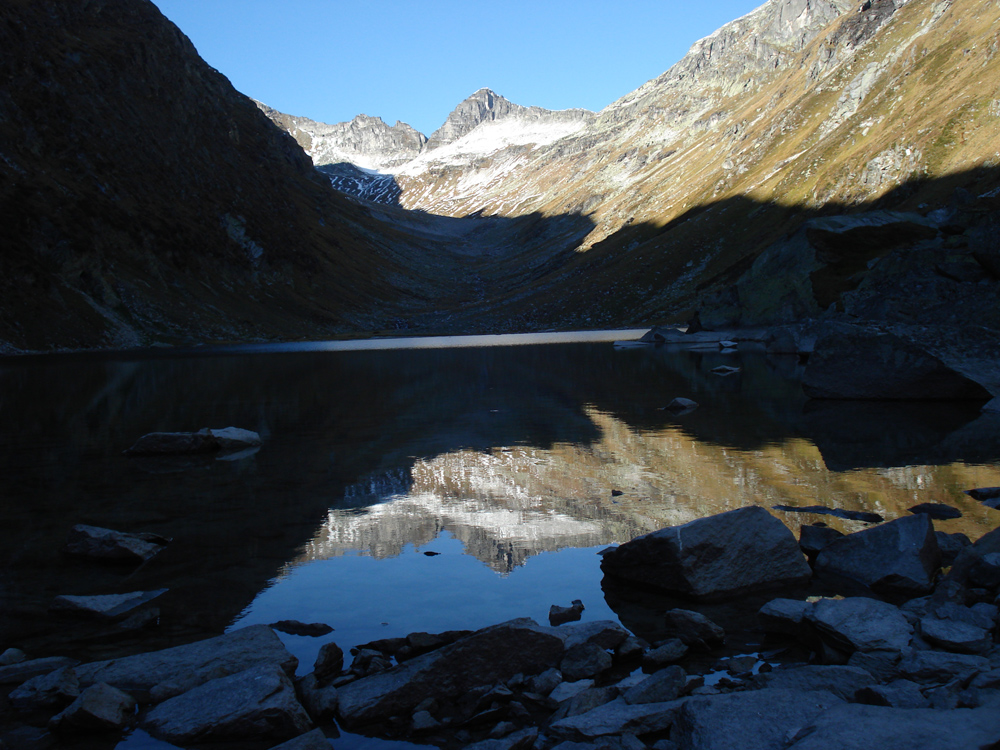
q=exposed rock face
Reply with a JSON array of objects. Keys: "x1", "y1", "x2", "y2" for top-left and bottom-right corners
[
  {"x1": 426, "y1": 89, "x2": 522, "y2": 150},
  {"x1": 599, "y1": 506, "x2": 811, "y2": 600}
]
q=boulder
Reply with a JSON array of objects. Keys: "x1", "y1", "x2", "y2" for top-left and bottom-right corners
[
  {"x1": 799, "y1": 525, "x2": 844, "y2": 562},
  {"x1": 560, "y1": 643, "x2": 612, "y2": 681},
  {"x1": 8, "y1": 666, "x2": 80, "y2": 711},
  {"x1": 642, "y1": 640, "x2": 688, "y2": 671},
  {"x1": 123, "y1": 427, "x2": 261, "y2": 456},
  {"x1": 919, "y1": 603, "x2": 993, "y2": 654},
  {"x1": 549, "y1": 680, "x2": 594, "y2": 703},
  {"x1": 270, "y1": 621, "x2": 333, "y2": 637},
  {"x1": 622, "y1": 666, "x2": 686, "y2": 705},
  {"x1": 786, "y1": 702, "x2": 1000, "y2": 749},
  {"x1": 672, "y1": 689, "x2": 843, "y2": 750},
  {"x1": 143, "y1": 664, "x2": 311, "y2": 743},
  {"x1": 72, "y1": 624, "x2": 297, "y2": 702},
  {"x1": 548, "y1": 686, "x2": 619, "y2": 724},
  {"x1": 813, "y1": 514, "x2": 941, "y2": 598},
  {"x1": 548, "y1": 697, "x2": 686, "y2": 741},
  {"x1": 312, "y1": 641, "x2": 344, "y2": 683},
  {"x1": 295, "y1": 673, "x2": 338, "y2": 722},
  {"x1": 661, "y1": 610, "x2": 724, "y2": 649},
  {"x1": 549, "y1": 600, "x2": 585, "y2": 626},
  {"x1": 806, "y1": 597, "x2": 913, "y2": 653},
  {"x1": 335, "y1": 619, "x2": 564, "y2": 729},
  {"x1": 49, "y1": 589, "x2": 166, "y2": 619},
  {"x1": 908, "y1": 503, "x2": 962, "y2": 520},
  {"x1": 855, "y1": 679, "x2": 928, "y2": 709},
  {"x1": 802, "y1": 323, "x2": 991, "y2": 400},
  {"x1": 464, "y1": 728, "x2": 539, "y2": 750},
  {"x1": 49, "y1": 682, "x2": 136, "y2": 733},
  {"x1": 0, "y1": 648, "x2": 26, "y2": 666},
  {"x1": 759, "y1": 598, "x2": 814, "y2": 637},
  {"x1": 600, "y1": 506, "x2": 810, "y2": 600},
  {"x1": 751, "y1": 665, "x2": 876, "y2": 701},
  {"x1": 896, "y1": 650, "x2": 990, "y2": 683},
  {"x1": 846, "y1": 650, "x2": 902, "y2": 683},
  {"x1": 936, "y1": 532, "x2": 972, "y2": 567},
  {"x1": 0, "y1": 656, "x2": 79, "y2": 685},
  {"x1": 63, "y1": 524, "x2": 167, "y2": 564},
  {"x1": 268, "y1": 728, "x2": 335, "y2": 750}
]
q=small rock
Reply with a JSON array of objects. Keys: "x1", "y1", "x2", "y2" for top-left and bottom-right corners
[
  {"x1": 661, "y1": 609, "x2": 724, "y2": 649},
  {"x1": 50, "y1": 682, "x2": 136, "y2": 733},
  {"x1": 846, "y1": 650, "x2": 902, "y2": 683},
  {"x1": 966, "y1": 487, "x2": 1000, "y2": 503},
  {"x1": 548, "y1": 686, "x2": 619, "y2": 724},
  {"x1": 550, "y1": 600, "x2": 585, "y2": 626},
  {"x1": 799, "y1": 525, "x2": 845, "y2": 562},
  {"x1": 752, "y1": 665, "x2": 876, "y2": 700},
  {"x1": 623, "y1": 665, "x2": 686, "y2": 704},
  {"x1": 50, "y1": 590, "x2": 166, "y2": 620},
  {"x1": 897, "y1": 650, "x2": 990, "y2": 683},
  {"x1": 561, "y1": 643, "x2": 613, "y2": 681},
  {"x1": 529, "y1": 668, "x2": 562, "y2": 696},
  {"x1": 464, "y1": 727, "x2": 538, "y2": 750},
  {"x1": 0, "y1": 656, "x2": 80, "y2": 685},
  {"x1": 806, "y1": 597, "x2": 913, "y2": 653},
  {"x1": 9, "y1": 666, "x2": 80, "y2": 711},
  {"x1": 643, "y1": 640, "x2": 688, "y2": 671},
  {"x1": 710, "y1": 365, "x2": 741, "y2": 376},
  {"x1": 0, "y1": 648, "x2": 26, "y2": 666},
  {"x1": 968, "y1": 552, "x2": 1000, "y2": 588},
  {"x1": 312, "y1": 641, "x2": 344, "y2": 682},
  {"x1": 423, "y1": 550, "x2": 441, "y2": 556},
  {"x1": 549, "y1": 679, "x2": 595, "y2": 703},
  {"x1": 664, "y1": 398, "x2": 698, "y2": 415},
  {"x1": 268, "y1": 728, "x2": 335, "y2": 750},
  {"x1": 719, "y1": 340, "x2": 738, "y2": 349},
  {"x1": 937, "y1": 532, "x2": 972, "y2": 567},
  {"x1": 759, "y1": 598, "x2": 813, "y2": 637},
  {"x1": 855, "y1": 679, "x2": 929, "y2": 708},
  {"x1": 64, "y1": 524, "x2": 167, "y2": 564},
  {"x1": 270, "y1": 621, "x2": 333, "y2": 637},
  {"x1": 411, "y1": 710, "x2": 441, "y2": 732},
  {"x1": 295, "y1": 673, "x2": 338, "y2": 722},
  {"x1": 615, "y1": 636, "x2": 647, "y2": 660},
  {"x1": 909, "y1": 503, "x2": 962, "y2": 520}
]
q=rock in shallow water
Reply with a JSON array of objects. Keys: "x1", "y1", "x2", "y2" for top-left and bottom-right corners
[{"x1": 599, "y1": 506, "x2": 811, "y2": 600}]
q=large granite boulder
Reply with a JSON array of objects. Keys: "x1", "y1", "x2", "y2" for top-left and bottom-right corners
[
  {"x1": 814, "y1": 514, "x2": 941, "y2": 598},
  {"x1": 806, "y1": 597, "x2": 913, "y2": 653},
  {"x1": 802, "y1": 323, "x2": 991, "y2": 400},
  {"x1": 599, "y1": 506, "x2": 810, "y2": 600},
  {"x1": 71, "y1": 624, "x2": 297, "y2": 702},
  {"x1": 336, "y1": 618, "x2": 564, "y2": 729},
  {"x1": 142, "y1": 664, "x2": 311, "y2": 743}
]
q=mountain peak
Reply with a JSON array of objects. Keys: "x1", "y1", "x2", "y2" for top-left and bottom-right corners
[{"x1": 426, "y1": 88, "x2": 521, "y2": 151}]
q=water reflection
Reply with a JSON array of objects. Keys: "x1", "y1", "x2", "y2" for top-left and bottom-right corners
[{"x1": 0, "y1": 335, "x2": 999, "y2": 664}]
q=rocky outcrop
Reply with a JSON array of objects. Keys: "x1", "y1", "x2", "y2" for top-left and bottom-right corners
[{"x1": 599, "y1": 506, "x2": 811, "y2": 599}]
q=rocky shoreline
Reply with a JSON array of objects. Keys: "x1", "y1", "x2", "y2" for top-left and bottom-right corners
[{"x1": 4, "y1": 504, "x2": 1000, "y2": 749}]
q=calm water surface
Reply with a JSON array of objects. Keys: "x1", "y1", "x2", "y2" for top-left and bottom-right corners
[{"x1": 2, "y1": 331, "x2": 1000, "y2": 748}]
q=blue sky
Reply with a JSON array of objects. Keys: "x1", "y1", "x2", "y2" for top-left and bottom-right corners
[{"x1": 152, "y1": 1, "x2": 764, "y2": 136}]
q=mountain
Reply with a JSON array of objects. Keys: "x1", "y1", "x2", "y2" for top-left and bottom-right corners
[{"x1": 268, "y1": 0, "x2": 1000, "y2": 337}]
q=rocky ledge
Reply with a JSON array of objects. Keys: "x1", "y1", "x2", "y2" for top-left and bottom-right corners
[{"x1": 5, "y1": 506, "x2": 1000, "y2": 748}]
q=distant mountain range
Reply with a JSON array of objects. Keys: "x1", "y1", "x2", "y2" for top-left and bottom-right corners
[{"x1": 2, "y1": 0, "x2": 999, "y2": 351}]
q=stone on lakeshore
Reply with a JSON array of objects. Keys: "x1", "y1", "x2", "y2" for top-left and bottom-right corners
[
  {"x1": 529, "y1": 667, "x2": 562, "y2": 696},
  {"x1": 785, "y1": 702, "x2": 1000, "y2": 749},
  {"x1": 643, "y1": 640, "x2": 688, "y2": 671},
  {"x1": 549, "y1": 600, "x2": 585, "y2": 626},
  {"x1": 947, "y1": 526, "x2": 1000, "y2": 586},
  {"x1": 623, "y1": 665, "x2": 686, "y2": 705},
  {"x1": 855, "y1": 679, "x2": 929, "y2": 708},
  {"x1": 64, "y1": 524, "x2": 166, "y2": 564},
  {"x1": 936, "y1": 531, "x2": 972, "y2": 566},
  {"x1": 549, "y1": 679, "x2": 595, "y2": 703},
  {"x1": 0, "y1": 656, "x2": 80, "y2": 685},
  {"x1": 801, "y1": 323, "x2": 991, "y2": 400},
  {"x1": 548, "y1": 697, "x2": 686, "y2": 741},
  {"x1": 49, "y1": 682, "x2": 136, "y2": 733},
  {"x1": 896, "y1": 650, "x2": 990, "y2": 683},
  {"x1": 50, "y1": 589, "x2": 166, "y2": 620},
  {"x1": 600, "y1": 506, "x2": 810, "y2": 600},
  {"x1": 751, "y1": 665, "x2": 876, "y2": 701},
  {"x1": 908, "y1": 503, "x2": 962, "y2": 520},
  {"x1": 548, "y1": 686, "x2": 619, "y2": 724},
  {"x1": 672, "y1": 689, "x2": 842, "y2": 750},
  {"x1": 335, "y1": 618, "x2": 564, "y2": 729},
  {"x1": 464, "y1": 728, "x2": 538, "y2": 750},
  {"x1": 143, "y1": 664, "x2": 311, "y2": 743},
  {"x1": 615, "y1": 636, "x2": 647, "y2": 660},
  {"x1": 295, "y1": 673, "x2": 338, "y2": 722},
  {"x1": 969, "y1": 552, "x2": 1000, "y2": 588},
  {"x1": 966, "y1": 486, "x2": 1000, "y2": 502},
  {"x1": 846, "y1": 650, "x2": 902, "y2": 683},
  {"x1": 814, "y1": 514, "x2": 941, "y2": 598},
  {"x1": 268, "y1": 728, "x2": 334, "y2": 750},
  {"x1": 759, "y1": 598, "x2": 814, "y2": 637},
  {"x1": 661, "y1": 609, "x2": 724, "y2": 649},
  {"x1": 312, "y1": 641, "x2": 344, "y2": 683},
  {"x1": 0, "y1": 648, "x2": 26, "y2": 666},
  {"x1": 799, "y1": 525, "x2": 844, "y2": 562},
  {"x1": 203, "y1": 426, "x2": 262, "y2": 451},
  {"x1": 9, "y1": 666, "x2": 80, "y2": 711},
  {"x1": 806, "y1": 597, "x2": 913, "y2": 653},
  {"x1": 560, "y1": 643, "x2": 612, "y2": 681},
  {"x1": 920, "y1": 605, "x2": 993, "y2": 654},
  {"x1": 542, "y1": 620, "x2": 630, "y2": 652},
  {"x1": 774, "y1": 505, "x2": 884, "y2": 523},
  {"x1": 402, "y1": 629, "x2": 472, "y2": 660},
  {"x1": 72, "y1": 624, "x2": 297, "y2": 702}
]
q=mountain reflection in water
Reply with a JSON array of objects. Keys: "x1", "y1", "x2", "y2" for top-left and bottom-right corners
[{"x1": 1, "y1": 333, "x2": 1000, "y2": 665}]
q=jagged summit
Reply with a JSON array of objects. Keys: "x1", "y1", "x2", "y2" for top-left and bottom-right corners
[{"x1": 425, "y1": 88, "x2": 521, "y2": 150}]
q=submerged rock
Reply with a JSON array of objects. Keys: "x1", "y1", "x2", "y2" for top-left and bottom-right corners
[
  {"x1": 600, "y1": 506, "x2": 811, "y2": 600},
  {"x1": 49, "y1": 682, "x2": 136, "y2": 734},
  {"x1": 50, "y1": 590, "x2": 166, "y2": 619},
  {"x1": 64, "y1": 524, "x2": 167, "y2": 564},
  {"x1": 123, "y1": 427, "x2": 261, "y2": 456},
  {"x1": 549, "y1": 600, "x2": 585, "y2": 626}
]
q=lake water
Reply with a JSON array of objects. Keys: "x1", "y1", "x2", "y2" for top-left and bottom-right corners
[{"x1": 2, "y1": 331, "x2": 1000, "y2": 748}]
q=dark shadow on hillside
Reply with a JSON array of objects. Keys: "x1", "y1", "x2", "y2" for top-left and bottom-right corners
[{"x1": 317, "y1": 162, "x2": 403, "y2": 206}]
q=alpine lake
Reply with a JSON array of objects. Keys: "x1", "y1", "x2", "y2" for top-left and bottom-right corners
[{"x1": 2, "y1": 330, "x2": 1000, "y2": 749}]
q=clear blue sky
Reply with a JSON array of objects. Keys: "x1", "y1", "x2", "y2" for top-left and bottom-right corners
[{"x1": 151, "y1": 1, "x2": 764, "y2": 136}]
